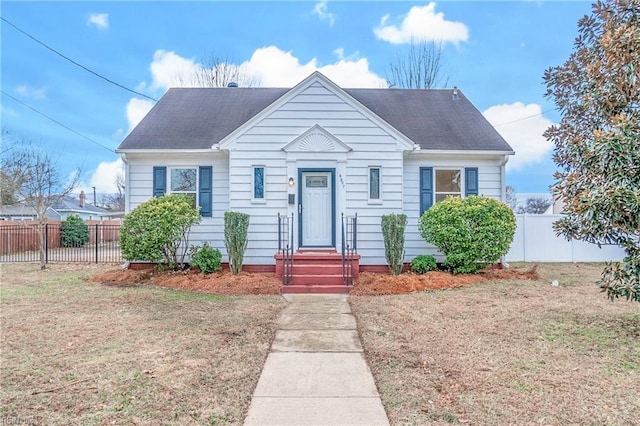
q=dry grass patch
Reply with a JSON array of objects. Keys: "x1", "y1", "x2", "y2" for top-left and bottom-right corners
[
  {"x1": 1, "y1": 263, "x2": 285, "y2": 425},
  {"x1": 350, "y1": 263, "x2": 640, "y2": 425}
]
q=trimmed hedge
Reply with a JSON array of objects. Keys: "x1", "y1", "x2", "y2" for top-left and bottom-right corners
[{"x1": 418, "y1": 196, "x2": 515, "y2": 274}]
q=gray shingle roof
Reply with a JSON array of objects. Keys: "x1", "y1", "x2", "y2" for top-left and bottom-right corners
[
  {"x1": 117, "y1": 86, "x2": 512, "y2": 152},
  {"x1": 52, "y1": 196, "x2": 110, "y2": 214}
]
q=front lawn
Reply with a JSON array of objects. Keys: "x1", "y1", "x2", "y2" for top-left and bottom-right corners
[
  {"x1": 350, "y1": 263, "x2": 640, "y2": 425},
  {"x1": 0, "y1": 263, "x2": 284, "y2": 425}
]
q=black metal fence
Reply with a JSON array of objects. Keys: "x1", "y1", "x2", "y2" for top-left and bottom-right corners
[{"x1": 0, "y1": 223, "x2": 123, "y2": 264}]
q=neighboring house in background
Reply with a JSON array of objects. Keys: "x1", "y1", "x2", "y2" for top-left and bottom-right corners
[
  {"x1": 117, "y1": 72, "x2": 514, "y2": 273},
  {"x1": 0, "y1": 191, "x2": 112, "y2": 221},
  {"x1": 0, "y1": 204, "x2": 56, "y2": 221},
  {"x1": 51, "y1": 191, "x2": 112, "y2": 221}
]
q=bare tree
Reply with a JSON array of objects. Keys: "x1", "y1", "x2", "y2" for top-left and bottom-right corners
[
  {"x1": 386, "y1": 40, "x2": 450, "y2": 89},
  {"x1": 4, "y1": 139, "x2": 81, "y2": 269},
  {"x1": 175, "y1": 53, "x2": 256, "y2": 88},
  {"x1": 517, "y1": 197, "x2": 552, "y2": 214},
  {"x1": 102, "y1": 174, "x2": 125, "y2": 211},
  {"x1": 505, "y1": 185, "x2": 518, "y2": 210},
  {"x1": 1, "y1": 129, "x2": 29, "y2": 205}
]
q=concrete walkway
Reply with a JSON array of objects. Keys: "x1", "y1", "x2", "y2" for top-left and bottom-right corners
[{"x1": 244, "y1": 294, "x2": 389, "y2": 425}]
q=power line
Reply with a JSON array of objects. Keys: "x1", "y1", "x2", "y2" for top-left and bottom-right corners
[
  {"x1": 1, "y1": 90, "x2": 116, "y2": 154},
  {"x1": 1, "y1": 17, "x2": 158, "y2": 102},
  {"x1": 493, "y1": 108, "x2": 558, "y2": 127}
]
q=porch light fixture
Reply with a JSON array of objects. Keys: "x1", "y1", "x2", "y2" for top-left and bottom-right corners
[{"x1": 288, "y1": 177, "x2": 295, "y2": 186}]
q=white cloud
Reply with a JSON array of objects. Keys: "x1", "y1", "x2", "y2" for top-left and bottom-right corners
[
  {"x1": 87, "y1": 13, "x2": 109, "y2": 30},
  {"x1": 15, "y1": 84, "x2": 47, "y2": 100},
  {"x1": 241, "y1": 46, "x2": 386, "y2": 88},
  {"x1": 374, "y1": 2, "x2": 469, "y2": 45},
  {"x1": 483, "y1": 102, "x2": 554, "y2": 171},
  {"x1": 149, "y1": 50, "x2": 200, "y2": 90},
  {"x1": 312, "y1": 1, "x2": 336, "y2": 27},
  {"x1": 123, "y1": 46, "x2": 386, "y2": 135},
  {"x1": 80, "y1": 158, "x2": 125, "y2": 194},
  {"x1": 145, "y1": 46, "x2": 386, "y2": 91},
  {"x1": 126, "y1": 98, "x2": 155, "y2": 131}
]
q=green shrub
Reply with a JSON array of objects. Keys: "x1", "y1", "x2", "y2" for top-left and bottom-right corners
[
  {"x1": 418, "y1": 196, "x2": 516, "y2": 274},
  {"x1": 411, "y1": 255, "x2": 437, "y2": 274},
  {"x1": 120, "y1": 194, "x2": 201, "y2": 269},
  {"x1": 381, "y1": 213, "x2": 407, "y2": 276},
  {"x1": 189, "y1": 242, "x2": 222, "y2": 274},
  {"x1": 60, "y1": 214, "x2": 90, "y2": 247},
  {"x1": 224, "y1": 211, "x2": 249, "y2": 275}
]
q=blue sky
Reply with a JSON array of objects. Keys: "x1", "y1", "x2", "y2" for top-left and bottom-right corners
[{"x1": 1, "y1": 1, "x2": 589, "y2": 197}]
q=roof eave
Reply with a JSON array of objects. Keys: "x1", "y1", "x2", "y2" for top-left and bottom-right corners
[
  {"x1": 116, "y1": 148, "x2": 220, "y2": 154},
  {"x1": 408, "y1": 149, "x2": 515, "y2": 156}
]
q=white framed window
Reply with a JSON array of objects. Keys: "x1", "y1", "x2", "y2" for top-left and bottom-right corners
[
  {"x1": 434, "y1": 168, "x2": 462, "y2": 202},
  {"x1": 170, "y1": 167, "x2": 198, "y2": 207},
  {"x1": 368, "y1": 166, "x2": 382, "y2": 203},
  {"x1": 252, "y1": 165, "x2": 266, "y2": 203}
]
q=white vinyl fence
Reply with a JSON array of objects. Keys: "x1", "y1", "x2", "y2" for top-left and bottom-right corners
[{"x1": 505, "y1": 214, "x2": 626, "y2": 263}]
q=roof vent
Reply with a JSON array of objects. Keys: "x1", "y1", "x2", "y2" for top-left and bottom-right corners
[
  {"x1": 227, "y1": 82, "x2": 238, "y2": 88},
  {"x1": 452, "y1": 86, "x2": 459, "y2": 100}
]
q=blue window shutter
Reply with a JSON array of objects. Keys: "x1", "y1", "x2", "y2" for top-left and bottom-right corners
[
  {"x1": 199, "y1": 166, "x2": 213, "y2": 217},
  {"x1": 419, "y1": 167, "x2": 433, "y2": 215},
  {"x1": 465, "y1": 167, "x2": 479, "y2": 196},
  {"x1": 152, "y1": 166, "x2": 166, "y2": 198}
]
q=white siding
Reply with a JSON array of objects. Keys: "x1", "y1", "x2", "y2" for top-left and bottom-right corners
[
  {"x1": 402, "y1": 154, "x2": 505, "y2": 264},
  {"x1": 227, "y1": 81, "x2": 407, "y2": 265},
  {"x1": 124, "y1": 153, "x2": 230, "y2": 260},
  {"x1": 124, "y1": 78, "x2": 511, "y2": 267}
]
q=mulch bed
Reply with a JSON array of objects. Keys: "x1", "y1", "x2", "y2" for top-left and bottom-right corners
[{"x1": 90, "y1": 265, "x2": 540, "y2": 296}]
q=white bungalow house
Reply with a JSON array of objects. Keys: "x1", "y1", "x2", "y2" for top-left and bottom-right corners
[{"x1": 117, "y1": 72, "x2": 513, "y2": 291}]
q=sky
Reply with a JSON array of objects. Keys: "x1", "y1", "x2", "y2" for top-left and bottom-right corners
[{"x1": 1, "y1": 1, "x2": 591, "y2": 198}]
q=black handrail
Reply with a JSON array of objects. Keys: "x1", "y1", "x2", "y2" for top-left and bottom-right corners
[
  {"x1": 341, "y1": 213, "x2": 357, "y2": 286},
  {"x1": 278, "y1": 213, "x2": 294, "y2": 286}
]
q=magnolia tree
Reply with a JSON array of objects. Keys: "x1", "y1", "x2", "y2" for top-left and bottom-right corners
[{"x1": 543, "y1": 0, "x2": 639, "y2": 301}]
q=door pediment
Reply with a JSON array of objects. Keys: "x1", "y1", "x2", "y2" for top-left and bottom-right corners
[{"x1": 282, "y1": 125, "x2": 352, "y2": 153}]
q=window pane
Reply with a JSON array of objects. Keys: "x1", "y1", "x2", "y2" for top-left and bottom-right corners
[
  {"x1": 171, "y1": 169, "x2": 197, "y2": 191},
  {"x1": 435, "y1": 170, "x2": 461, "y2": 192},
  {"x1": 369, "y1": 168, "x2": 380, "y2": 199},
  {"x1": 254, "y1": 167, "x2": 264, "y2": 199},
  {"x1": 306, "y1": 176, "x2": 327, "y2": 188}
]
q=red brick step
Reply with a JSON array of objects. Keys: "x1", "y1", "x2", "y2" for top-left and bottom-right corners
[{"x1": 275, "y1": 251, "x2": 359, "y2": 293}]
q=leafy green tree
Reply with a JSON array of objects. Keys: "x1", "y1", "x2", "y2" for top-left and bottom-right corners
[
  {"x1": 419, "y1": 196, "x2": 516, "y2": 274},
  {"x1": 120, "y1": 194, "x2": 201, "y2": 269},
  {"x1": 60, "y1": 215, "x2": 90, "y2": 247},
  {"x1": 543, "y1": 0, "x2": 639, "y2": 301}
]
